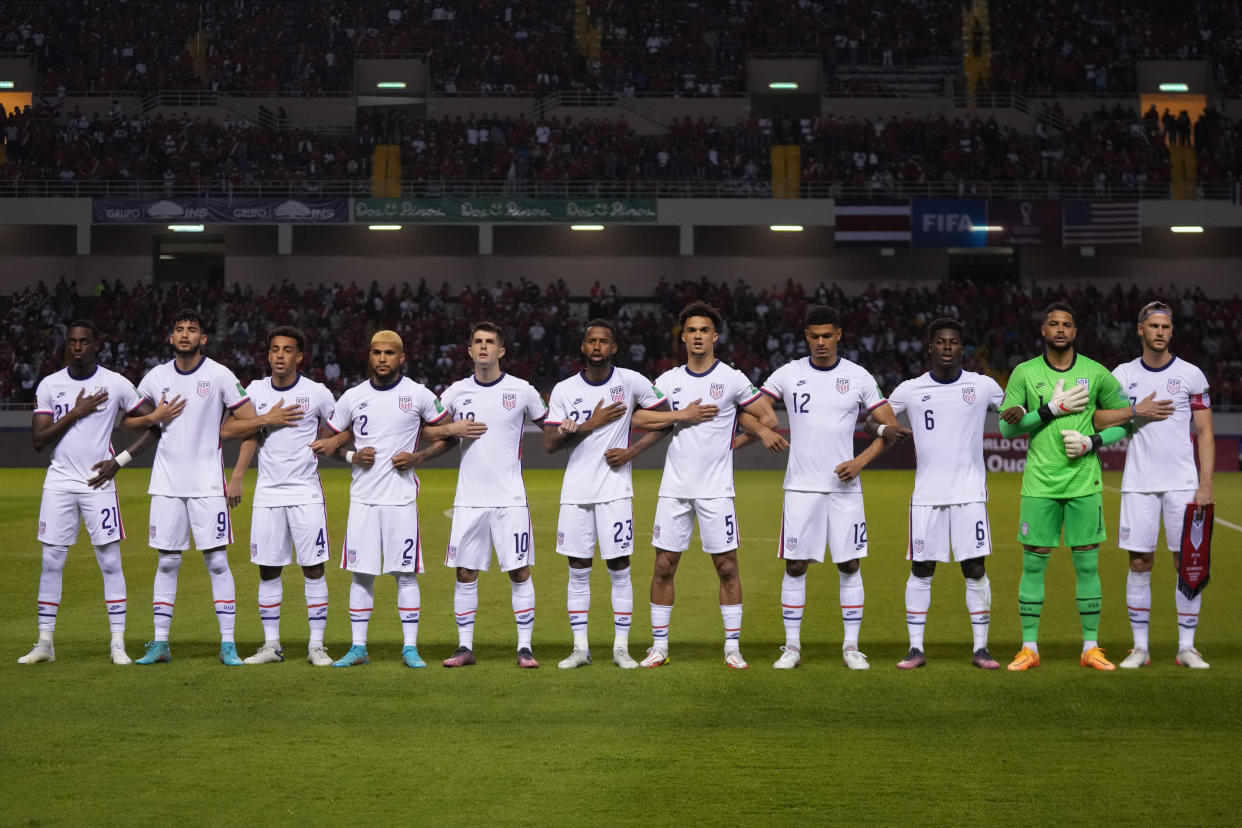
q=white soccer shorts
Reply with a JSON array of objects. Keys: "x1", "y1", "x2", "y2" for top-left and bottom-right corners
[
  {"x1": 1118, "y1": 490, "x2": 1195, "y2": 553},
  {"x1": 148, "y1": 495, "x2": 231, "y2": 551},
  {"x1": 446, "y1": 505, "x2": 534, "y2": 572},
  {"x1": 652, "y1": 496, "x2": 739, "y2": 555},
  {"x1": 249, "y1": 504, "x2": 331, "y2": 568},
  {"x1": 341, "y1": 502, "x2": 423, "y2": 575},
  {"x1": 38, "y1": 489, "x2": 127, "y2": 547},
  {"x1": 556, "y1": 498, "x2": 636, "y2": 561},
  {"x1": 907, "y1": 502, "x2": 992, "y2": 562},
  {"x1": 779, "y1": 490, "x2": 868, "y2": 564}
]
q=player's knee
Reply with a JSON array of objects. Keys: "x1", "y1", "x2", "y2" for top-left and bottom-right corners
[
  {"x1": 1129, "y1": 553, "x2": 1154, "y2": 573},
  {"x1": 302, "y1": 564, "x2": 325, "y2": 580},
  {"x1": 259, "y1": 565, "x2": 283, "y2": 581},
  {"x1": 508, "y1": 566, "x2": 531, "y2": 584},
  {"x1": 156, "y1": 552, "x2": 182, "y2": 575},
  {"x1": 959, "y1": 559, "x2": 985, "y2": 580},
  {"x1": 394, "y1": 572, "x2": 417, "y2": 587},
  {"x1": 41, "y1": 544, "x2": 69, "y2": 571},
  {"x1": 911, "y1": 560, "x2": 937, "y2": 579},
  {"x1": 784, "y1": 560, "x2": 809, "y2": 578},
  {"x1": 836, "y1": 558, "x2": 860, "y2": 575},
  {"x1": 203, "y1": 549, "x2": 230, "y2": 576},
  {"x1": 714, "y1": 557, "x2": 739, "y2": 583},
  {"x1": 568, "y1": 556, "x2": 593, "y2": 570},
  {"x1": 605, "y1": 556, "x2": 630, "y2": 572},
  {"x1": 456, "y1": 568, "x2": 479, "y2": 584}
]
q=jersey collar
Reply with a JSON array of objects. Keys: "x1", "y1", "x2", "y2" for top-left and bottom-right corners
[
  {"x1": 369, "y1": 376, "x2": 402, "y2": 391},
  {"x1": 685, "y1": 359, "x2": 720, "y2": 378},
  {"x1": 66, "y1": 364, "x2": 100, "y2": 382},
  {"x1": 927, "y1": 369, "x2": 963, "y2": 385},
  {"x1": 579, "y1": 366, "x2": 615, "y2": 387},
  {"x1": 1041, "y1": 352, "x2": 1077, "y2": 373},
  {"x1": 173, "y1": 355, "x2": 207, "y2": 375},
  {"x1": 271, "y1": 374, "x2": 301, "y2": 392},
  {"x1": 473, "y1": 372, "x2": 506, "y2": 388},
  {"x1": 808, "y1": 356, "x2": 841, "y2": 372},
  {"x1": 1139, "y1": 355, "x2": 1178, "y2": 373}
]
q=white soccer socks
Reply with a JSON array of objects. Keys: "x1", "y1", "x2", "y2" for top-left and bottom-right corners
[
  {"x1": 36, "y1": 544, "x2": 69, "y2": 635},
  {"x1": 454, "y1": 580, "x2": 479, "y2": 650},
  {"x1": 721, "y1": 603, "x2": 743, "y2": 654},
  {"x1": 608, "y1": 565, "x2": 634, "y2": 650},
  {"x1": 258, "y1": 576, "x2": 283, "y2": 647},
  {"x1": 650, "y1": 602, "x2": 672, "y2": 652},
  {"x1": 965, "y1": 575, "x2": 992, "y2": 651},
  {"x1": 780, "y1": 572, "x2": 806, "y2": 652},
  {"x1": 305, "y1": 575, "x2": 328, "y2": 649},
  {"x1": 905, "y1": 573, "x2": 932, "y2": 651},
  {"x1": 152, "y1": 552, "x2": 182, "y2": 642},
  {"x1": 349, "y1": 574, "x2": 375, "y2": 646},
  {"x1": 396, "y1": 573, "x2": 420, "y2": 647},
  {"x1": 512, "y1": 577, "x2": 535, "y2": 651},
  {"x1": 203, "y1": 550, "x2": 236, "y2": 643},
  {"x1": 1175, "y1": 586, "x2": 1201, "y2": 652},
  {"x1": 1126, "y1": 569, "x2": 1151, "y2": 652},
  {"x1": 95, "y1": 542, "x2": 126, "y2": 641},
  {"x1": 839, "y1": 569, "x2": 864, "y2": 650}
]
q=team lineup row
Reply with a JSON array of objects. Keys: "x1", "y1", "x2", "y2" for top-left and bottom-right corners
[{"x1": 19, "y1": 297, "x2": 1214, "y2": 672}]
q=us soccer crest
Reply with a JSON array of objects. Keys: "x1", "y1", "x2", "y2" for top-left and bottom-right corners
[
  {"x1": 197, "y1": 380, "x2": 211, "y2": 398},
  {"x1": 962, "y1": 386, "x2": 976, "y2": 405},
  {"x1": 250, "y1": 543, "x2": 258, "y2": 559},
  {"x1": 785, "y1": 537, "x2": 798, "y2": 552},
  {"x1": 399, "y1": 395, "x2": 413, "y2": 413},
  {"x1": 446, "y1": 545, "x2": 457, "y2": 563},
  {"x1": 913, "y1": 538, "x2": 925, "y2": 553},
  {"x1": 1168, "y1": 378, "x2": 1182, "y2": 395},
  {"x1": 836, "y1": 378, "x2": 850, "y2": 394},
  {"x1": 709, "y1": 383, "x2": 724, "y2": 400},
  {"x1": 610, "y1": 385, "x2": 625, "y2": 403},
  {"x1": 1119, "y1": 526, "x2": 1130, "y2": 542},
  {"x1": 295, "y1": 395, "x2": 310, "y2": 412},
  {"x1": 503, "y1": 392, "x2": 517, "y2": 409},
  {"x1": 149, "y1": 525, "x2": 158, "y2": 540},
  {"x1": 1076, "y1": 377, "x2": 1089, "y2": 389},
  {"x1": 38, "y1": 520, "x2": 46, "y2": 537},
  {"x1": 556, "y1": 531, "x2": 565, "y2": 546},
  {"x1": 346, "y1": 548, "x2": 357, "y2": 565},
  {"x1": 653, "y1": 525, "x2": 661, "y2": 540}
]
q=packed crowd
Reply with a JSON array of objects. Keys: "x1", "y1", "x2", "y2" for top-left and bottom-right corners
[
  {"x1": 1, "y1": 0, "x2": 1238, "y2": 96},
  {"x1": 4, "y1": 103, "x2": 1242, "y2": 194},
  {"x1": 4, "y1": 275, "x2": 1240, "y2": 417}
]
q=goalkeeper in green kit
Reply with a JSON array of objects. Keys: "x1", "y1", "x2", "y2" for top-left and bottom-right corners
[{"x1": 998, "y1": 303, "x2": 1172, "y2": 671}]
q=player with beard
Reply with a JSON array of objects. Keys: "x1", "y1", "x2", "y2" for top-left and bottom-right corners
[
  {"x1": 543, "y1": 319, "x2": 716, "y2": 669},
  {"x1": 998, "y1": 302, "x2": 1171, "y2": 671}
]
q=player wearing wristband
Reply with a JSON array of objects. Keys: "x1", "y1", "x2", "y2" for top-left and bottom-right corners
[
  {"x1": 998, "y1": 302, "x2": 1171, "y2": 671},
  {"x1": 20, "y1": 320, "x2": 183, "y2": 666}
]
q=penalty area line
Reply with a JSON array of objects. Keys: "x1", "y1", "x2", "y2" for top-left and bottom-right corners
[{"x1": 1103, "y1": 484, "x2": 1241, "y2": 532}]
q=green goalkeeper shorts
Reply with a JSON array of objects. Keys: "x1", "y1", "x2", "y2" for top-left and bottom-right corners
[{"x1": 1018, "y1": 493, "x2": 1106, "y2": 548}]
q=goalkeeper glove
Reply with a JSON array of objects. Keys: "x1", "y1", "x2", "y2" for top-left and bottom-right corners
[
  {"x1": 1038, "y1": 378, "x2": 1089, "y2": 422},
  {"x1": 1061, "y1": 429, "x2": 1103, "y2": 459}
]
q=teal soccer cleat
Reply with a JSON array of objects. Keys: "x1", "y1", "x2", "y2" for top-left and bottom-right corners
[
  {"x1": 218, "y1": 642, "x2": 244, "y2": 666},
  {"x1": 135, "y1": 641, "x2": 171, "y2": 665},
  {"x1": 402, "y1": 646, "x2": 426, "y2": 668},
  {"x1": 332, "y1": 645, "x2": 370, "y2": 667}
]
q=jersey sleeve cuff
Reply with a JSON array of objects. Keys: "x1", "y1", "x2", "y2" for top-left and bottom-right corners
[
  {"x1": 739, "y1": 390, "x2": 764, "y2": 407},
  {"x1": 542, "y1": 419, "x2": 563, "y2": 427},
  {"x1": 760, "y1": 387, "x2": 779, "y2": 400},
  {"x1": 426, "y1": 409, "x2": 451, "y2": 425},
  {"x1": 33, "y1": 408, "x2": 53, "y2": 415},
  {"x1": 126, "y1": 401, "x2": 147, "y2": 415},
  {"x1": 866, "y1": 398, "x2": 888, "y2": 412},
  {"x1": 326, "y1": 422, "x2": 344, "y2": 434},
  {"x1": 227, "y1": 397, "x2": 250, "y2": 411},
  {"x1": 642, "y1": 399, "x2": 670, "y2": 411}
]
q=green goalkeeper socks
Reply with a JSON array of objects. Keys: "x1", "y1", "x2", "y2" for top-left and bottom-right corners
[
  {"x1": 1072, "y1": 547, "x2": 1102, "y2": 641},
  {"x1": 1018, "y1": 549, "x2": 1050, "y2": 642}
]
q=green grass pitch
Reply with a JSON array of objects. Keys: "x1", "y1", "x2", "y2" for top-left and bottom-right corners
[{"x1": 3, "y1": 467, "x2": 1241, "y2": 826}]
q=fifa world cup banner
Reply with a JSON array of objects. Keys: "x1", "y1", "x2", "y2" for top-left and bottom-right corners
[
  {"x1": 353, "y1": 198, "x2": 658, "y2": 223},
  {"x1": 910, "y1": 198, "x2": 988, "y2": 247},
  {"x1": 982, "y1": 434, "x2": 1127, "y2": 472},
  {"x1": 987, "y1": 200, "x2": 1062, "y2": 247},
  {"x1": 92, "y1": 197, "x2": 349, "y2": 223}
]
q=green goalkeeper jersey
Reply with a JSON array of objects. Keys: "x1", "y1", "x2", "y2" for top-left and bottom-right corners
[{"x1": 1001, "y1": 352, "x2": 1128, "y2": 498}]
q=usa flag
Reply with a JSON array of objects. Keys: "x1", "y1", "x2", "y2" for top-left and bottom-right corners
[{"x1": 1062, "y1": 201, "x2": 1140, "y2": 245}]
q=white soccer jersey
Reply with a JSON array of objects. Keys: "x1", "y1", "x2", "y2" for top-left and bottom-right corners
[
  {"x1": 762, "y1": 356, "x2": 886, "y2": 493},
  {"x1": 328, "y1": 376, "x2": 448, "y2": 505},
  {"x1": 1113, "y1": 356, "x2": 1210, "y2": 493},
  {"x1": 246, "y1": 375, "x2": 336, "y2": 507},
  {"x1": 546, "y1": 367, "x2": 666, "y2": 505},
  {"x1": 888, "y1": 370, "x2": 1005, "y2": 505},
  {"x1": 655, "y1": 360, "x2": 762, "y2": 499},
  {"x1": 35, "y1": 365, "x2": 145, "y2": 494},
  {"x1": 441, "y1": 373, "x2": 547, "y2": 507},
  {"x1": 138, "y1": 356, "x2": 249, "y2": 497}
]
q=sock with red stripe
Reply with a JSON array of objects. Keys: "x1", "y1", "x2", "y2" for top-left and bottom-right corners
[
  {"x1": 204, "y1": 549, "x2": 236, "y2": 644},
  {"x1": 395, "y1": 573, "x2": 420, "y2": 647},
  {"x1": 1126, "y1": 569, "x2": 1151, "y2": 651},
  {"x1": 1175, "y1": 586, "x2": 1201, "y2": 651},
  {"x1": 608, "y1": 565, "x2": 633, "y2": 649},
  {"x1": 94, "y1": 542, "x2": 126, "y2": 642},
  {"x1": 839, "y1": 569, "x2": 864, "y2": 650},
  {"x1": 349, "y1": 574, "x2": 375, "y2": 646},
  {"x1": 454, "y1": 580, "x2": 478, "y2": 650},
  {"x1": 512, "y1": 576, "x2": 535, "y2": 651},
  {"x1": 152, "y1": 552, "x2": 181, "y2": 642},
  {"x1": 905, "y1": 573, "x2": 931, "y2": 651},
  {"x1": 305, "y1": 575, "x2": 328, "y2": 649},
  {"x1": 36, "y1": 544, "x2": 69, "y2": 635},
  {"x1": 257, "y1": 575, "x2": 282, "y2": 647},
  {"x1": 965, "y1": 575, "x2": 991, "y2": 651},
  {"x1": 650, "y1": 602, "x2": 672, "y2": 652},
  {"x1": 720, "y1": 603, "x2": 742, "y2": 654},
  {"x1": 780, "y1": 572, "x2": 805, "y2": 651},
  {"x1": 567, "y1": 565, "x2": 591, "y2": 650}
]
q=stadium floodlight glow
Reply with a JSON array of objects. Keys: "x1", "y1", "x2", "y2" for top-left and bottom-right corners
[
  {"x1": 1170, "y1": 226, "x2": 1204, "y2": 233},
  {"x1": 368, "y1": 224, "x2": 403, "y2": 230},
  {"x1": 769, "y1": 225, "x2": 803, "y2": 232},
  {"x1": 0, "y1": 81, "x2": 13, "y2": 89},
  {"x1": 376, "y1": 81, "x2": 407, "y2": 89},
  {"x1": 570, "y1": 224, "x2": 605, "y2": 231},
  {"x1": 973, "y1": 225, "x2": 1004, "y2": 232},
  {"x1": 768, "y1": 82, "x2": 799, "y2": 90},
  {"x1": 167, "y1": 224, "x2": 204, "y2": 232},
  {"x1": 1158, "y1": 82, "x2": 1189, "y2": 92}
]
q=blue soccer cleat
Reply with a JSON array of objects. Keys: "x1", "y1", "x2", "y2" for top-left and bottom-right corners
[
  {"x1": 218, "y1": 642, "x2": 244, "y2": 666},
  {"x1": 135, "y1": 641, "x2": 171, "y2": 665},
  {"x1": 402, "y1": 645, "x2": 426, "y2": 668},
  {"x1": 332, "y1": 645, "x2": 370, "y2": 668}
]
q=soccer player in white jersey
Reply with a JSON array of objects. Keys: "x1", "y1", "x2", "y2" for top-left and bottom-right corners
[
  {"x1": 869, "y1": 318, "x2": 1005, "y2": 670},
  {"x1": 1099, "y1": 302, "x2": 1214, "y2": 669},
  {"x1": 759, "y1": 304, "x2": 908, "y2": 670},
  {"x1": 311, "y1": 329, "x2": 471, "y2": 669},
  {"x1": 134, "y1": 308, "x2": 271, "y2": 667},
  {"x1": 543, "y1": 319, "x2": 716, "y2": 669},
  {"x1": 417, "y1": 322, "x2": 548, "y2": 669},
  {"x1": 20, "y1": 320, "x2": 184, "y2": 666},
  {"x1": 642, "y1": 301, "x2": 785, "y2": 670},
  {"x1": 222, "y1": 326, "x2": 338, "y2": 666}
]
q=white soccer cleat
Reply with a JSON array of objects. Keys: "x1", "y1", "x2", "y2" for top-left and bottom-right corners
[
  {"x1": 612, "y1": 647, "x2": 639, "y2": 669},
  {"x1": 1176, "y1": 648, "x2": 1210, "y2": 669},
  {"x1": 17, "y1": 643, "x2": 55, "y2": 664},
  {"x1": 1119, "y1": 649, "x2": 1150, "y2": 669},
  {"x1": 244, "y1": 644, "x2": 285, "y2": 664},
  {"x1": 110, "y1": 642, "x2": 132, "y2": 665},
  {"x1": 842, "y1": 646, "x2": 870, "y2": 670},
  {"x1": 306, "y1": 646, "x2": 333, "y2": 667},
  {"x1": 640, "y1": 647, "x2": 669, "y2": 668},
  {"x1": 557, "y1": 648, "x2": 592, "y2": 669},
  {"x1": 725, "y1": 650, "x2": 749, "y2": 670},
  {"x1": 773, "y1": 646, "x2": 802, "y2": 669}
]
